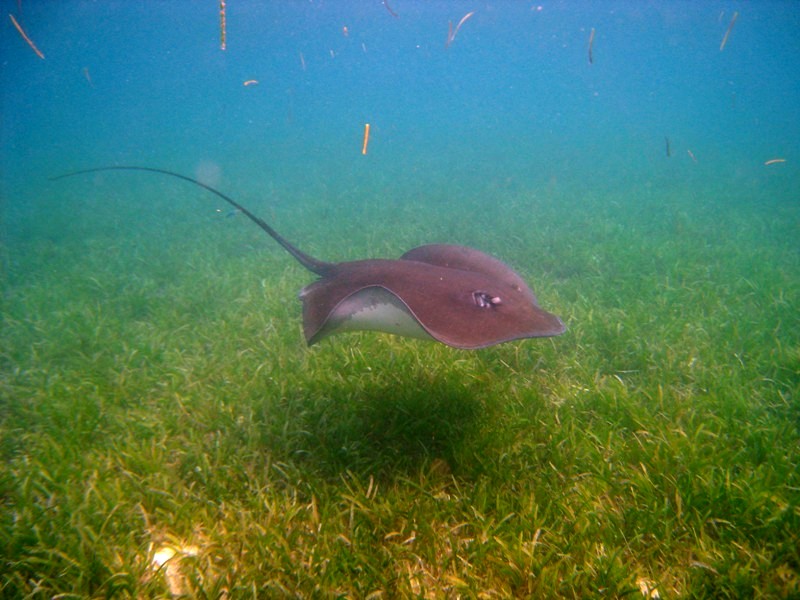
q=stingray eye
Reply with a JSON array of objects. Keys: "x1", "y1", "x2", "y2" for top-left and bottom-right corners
[{"x1": 473, "y1": 291, "x2": 502, "y2": 308}]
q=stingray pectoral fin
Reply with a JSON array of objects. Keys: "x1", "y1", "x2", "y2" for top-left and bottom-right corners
[
  {"x1": 390, "y1": 272, "x2": 566, "y2": 349},
  {"x1": 301, "y1": 284, "x2": 434, "y2": 346},
  {"x1": 395, "y1": 245, "x2": 565, "y2": 348}
]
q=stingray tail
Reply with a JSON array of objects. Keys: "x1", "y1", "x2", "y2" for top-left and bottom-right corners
[{"x1": 50, "y1": 166, "x2": 334, "y2": 277}]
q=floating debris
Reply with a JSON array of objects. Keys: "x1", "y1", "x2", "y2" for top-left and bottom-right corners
[
  {"x1": 361, "y1": 123, "x2": 371, "y2": 155},
  {"x1": 720, "y1": 11, "x2": 738, "y2": 51},
  {"x1": 446, "y1": 11, "x2": 475, "y2": 48},
  {"x1": 382, "y1": 0, "x2": 398, "y2": 18},
  {"x1": 219, "y1": 0, "x2": 226, "y2": 50},
  {"x1": 82, "y1": 66, "x2": 94, "y2": 87},
  {"x1": 9, "y1": 13, "x2": 44, "y2": 59}
]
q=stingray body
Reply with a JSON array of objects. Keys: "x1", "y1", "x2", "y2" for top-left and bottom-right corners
[{"x1": 52, "y1": 167, "x2": 566, "y2": 349}]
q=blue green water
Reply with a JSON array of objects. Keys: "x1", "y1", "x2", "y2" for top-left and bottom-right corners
[{"x1": 3, "y1": 1, "x2": 798, "y2": 228}]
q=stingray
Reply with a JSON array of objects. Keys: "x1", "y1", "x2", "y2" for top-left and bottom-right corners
[{"x1": 51, "y1": 166, "x2": 566, "y2": 349}]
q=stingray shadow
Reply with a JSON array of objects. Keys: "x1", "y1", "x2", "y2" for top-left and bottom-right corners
[{"x1": 263, "y1": 374, "x2": 488, "y2": 479}]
